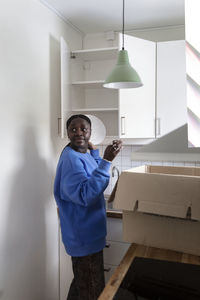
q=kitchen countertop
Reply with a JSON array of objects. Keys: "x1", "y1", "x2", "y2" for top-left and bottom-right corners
[
  {"x1": 98, "y1": 243, "x2": 200, "y2": 300},
  {"x1": 105, "y1": 192, "x2": 122, "y2": 218},
  {"x1": 106, "y1": 210, "x2": 122, "y2": 218}
]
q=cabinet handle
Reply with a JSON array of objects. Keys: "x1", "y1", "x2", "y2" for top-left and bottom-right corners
[
  {"x1": 104, "y1": 267, "x2": 111, "y2": 272},
  {"x1": 121, "y1": 116, "x2": 125, "y2": 135},
  {"x1": 58, "y1": 118, "x2": 61, "y2": 135},
  {"x1": 156, "y1": 118, "x2": 161, "y2": 136},
  {"x1": 105, "y1": 243, "x2": 110, "y2": 248}
]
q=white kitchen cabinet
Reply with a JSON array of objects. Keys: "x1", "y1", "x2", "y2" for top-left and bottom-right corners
[
  {"x1": 120, "y1": 38, "x2": 187, "y2": 139},
  {"x1": 59, "y1": 217, "x2": 129, "y2": 293},
  {"x1": 104, "y1": 217, "x2": 131, "y2": 283},
  {"x1": 104, "y1": 263, "x2": 116, "y2": 283},
  {"x1": 156, "y1": 40, "x2": 187, "y2": 137},
  {"x1": 104, "y1": 240, "x2": 130, "y2": 266},
  {"x1": 60, "y1": 36, "x2": 119, "y2": 139},
  {"x1": 119, "y1": 34, "x2": 156, "y2": 138},
  {"x1": 60, "y1": 34, "x2": 156, "y2": 141},
  {"x1": 106, "y1": 216, "x2": 124, "y2": 242},
  {"x1": 60, "y1": 37, "x2": 72, "y2": 138},
  {"x1": 60, "y1": 35, "x2": 187, "y2": 142}
]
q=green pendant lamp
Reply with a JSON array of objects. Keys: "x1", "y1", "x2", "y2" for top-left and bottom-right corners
[{"x1": 103, "y1": 0, "x2": 143, "y2": 89}]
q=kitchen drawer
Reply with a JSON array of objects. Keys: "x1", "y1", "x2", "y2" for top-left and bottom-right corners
[
  {"x1": 104, "y1": 264, "x2": 116, "y2": 283},
  {"x1": 106, "y1": 217, "x2": 123, "y2": 242},
  {"x1": 104, "y1": 241, "x2": 130, "y2": 266}
]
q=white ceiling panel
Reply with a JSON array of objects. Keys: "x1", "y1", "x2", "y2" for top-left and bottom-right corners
[{"x1": 40, "y1": 0, "x2": 185, "y2": 34}]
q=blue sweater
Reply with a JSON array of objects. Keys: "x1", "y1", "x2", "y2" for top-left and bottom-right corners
[{"x1": 54, "y1": 146, "x2": 111, "y2": 257}]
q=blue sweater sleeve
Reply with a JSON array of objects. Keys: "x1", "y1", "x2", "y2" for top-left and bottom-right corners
[
  {"x1": 60, "y1": 154, "x2": 111, "y2": 207},
  {"x1": 90, "y1": 149, "x2": 102, "y2": 165}
]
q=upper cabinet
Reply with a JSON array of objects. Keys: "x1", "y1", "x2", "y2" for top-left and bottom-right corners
[
  {"x1": 156, "y1": 40, "x2": 187, "y2": 137},
  {"x1": 119, "y1": 34, "x2": 156, "y2": 138},
  {"x1": 61, "y1": 37, "x2": 119, "y2": 139},
  {"x1": 60, "y1": 34, "x2": 187, "y2": 143},
  {"x1": 60, "y1": 37, "x2": 71, "y2": 138},
  {"x1": 70, "y1": 45, "x2": 119, "y2": 138}
]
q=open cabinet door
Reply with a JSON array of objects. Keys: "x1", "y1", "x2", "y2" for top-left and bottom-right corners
[
  {"x1": 119, "y1": 34, "x2": 156, "y2": 139},
  {"x1": 157, "y1": 40, "x2": 187, "y2": 138},
  {"x1": 60, "y1": 37, "x2": 71, "y2": 138},
  {"x1": 185, "y1": 0, "x2": 200, "y2": 147}
]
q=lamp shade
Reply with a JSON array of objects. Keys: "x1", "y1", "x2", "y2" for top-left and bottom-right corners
[{"x1": 103, "y1": 49, "x2": 143, "y2": 89}]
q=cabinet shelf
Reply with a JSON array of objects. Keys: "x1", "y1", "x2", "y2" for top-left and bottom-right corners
[
  {"x1": 71, "y1": 47, "x2": 118, "y2": 61},
  {"x1": 72, "y1": 108, "x2": 118, "y2": 112},
  {"x1": 72, "y1": 80, "x2": 105, "y2": 88}
]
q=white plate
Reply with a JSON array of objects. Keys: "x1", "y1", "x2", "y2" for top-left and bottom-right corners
[{"x1": 86, "y1": 115, "x2": 106, "y2": 145}]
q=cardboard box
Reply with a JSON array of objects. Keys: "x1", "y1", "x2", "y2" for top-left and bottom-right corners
[{"x1": 111, "y1": 165, "x2": 200, "y2": 255}]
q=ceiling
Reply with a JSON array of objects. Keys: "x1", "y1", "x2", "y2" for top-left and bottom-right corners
[{"x1": 40, "y1": 0, "x2": 185, "y2": 35}]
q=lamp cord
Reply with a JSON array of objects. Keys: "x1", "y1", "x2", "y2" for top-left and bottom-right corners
[{"x1": 122, "y1": 0, "x2": 125, "y2": 50}]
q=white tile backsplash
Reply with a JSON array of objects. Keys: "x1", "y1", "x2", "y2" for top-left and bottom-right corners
[
  {"x1": 121, "y1": 145, "x2": 132, "y2": 156},
  {"x1": 112, "y1": 155, "x2": 121, "y2": 166},
  {"x1": 131, "y1": 161, "x2": 142, "y2": 168},
  {"x1": 162, "y1": 161, "x2": 174, "y2": 166},
  {"x1": 101, "y1": 144, "x2": 197, "y2": 195},
  {"x1": 150, "y1": 161, "x2": 163, "y2": 166},
  {"x1": 143, "y1": 161, "x2": 152, "y2": 165},
  {"x1": 173, "y1": 162, "x2": 185, "y2": 166},
  {"x1": 131, "y1": 145, "x2": 142, "y2": 152},
  {"x1": 184, "y1": 162, "x2": 196, "y2": 167},
  {"x1": 121, "y1": 156, "x2": 132, "y2": 167}
]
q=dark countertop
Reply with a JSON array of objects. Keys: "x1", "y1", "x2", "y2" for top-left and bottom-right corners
[
  {"x1": 99, "y1": 244, "x2": 200, "y2": 300},
  {"x1": 106, "y1": 210, "x2": 122, "y2": 219}
]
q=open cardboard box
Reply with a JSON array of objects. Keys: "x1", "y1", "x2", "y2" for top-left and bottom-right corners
[{"x1": 110, "y1": 165, "x2": 200, "y2": 256}]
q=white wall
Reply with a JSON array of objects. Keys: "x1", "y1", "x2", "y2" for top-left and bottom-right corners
[{"x1": 0, "y1": 1, "x2": 82, "y2": 299}]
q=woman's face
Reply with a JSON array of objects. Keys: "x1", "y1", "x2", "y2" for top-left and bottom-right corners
[{"x1": 67, "y1": 118, "x2": 91, "y2": 153}]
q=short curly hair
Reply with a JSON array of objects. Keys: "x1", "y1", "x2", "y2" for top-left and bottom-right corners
[{"x1": 66, "y1": 114, "x2": 91, "y2": 129}]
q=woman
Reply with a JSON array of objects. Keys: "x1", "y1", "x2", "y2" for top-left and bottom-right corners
[{"x1": 54, "y1": 114, "x2": 122, "y2": 300}]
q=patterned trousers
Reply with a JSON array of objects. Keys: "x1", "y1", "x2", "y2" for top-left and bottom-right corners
[{"x1": 67, "y1": 250, "x2": 105, "y2": 300}]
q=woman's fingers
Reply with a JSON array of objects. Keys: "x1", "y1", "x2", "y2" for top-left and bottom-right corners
[
  {"x1": 103, "y1": 140, "x2": 122, "y2": 161},
  {"x1": 112, "y1": 140, "x2": 122, "y2": 151}
]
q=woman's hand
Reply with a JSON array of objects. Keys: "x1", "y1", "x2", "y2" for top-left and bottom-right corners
[
  {"x1": 103, "y1": 140, "x2": 122, "y2": 162},
  {"x1": 88, "y1": 141, "x2": 97, "y2": 150}
]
